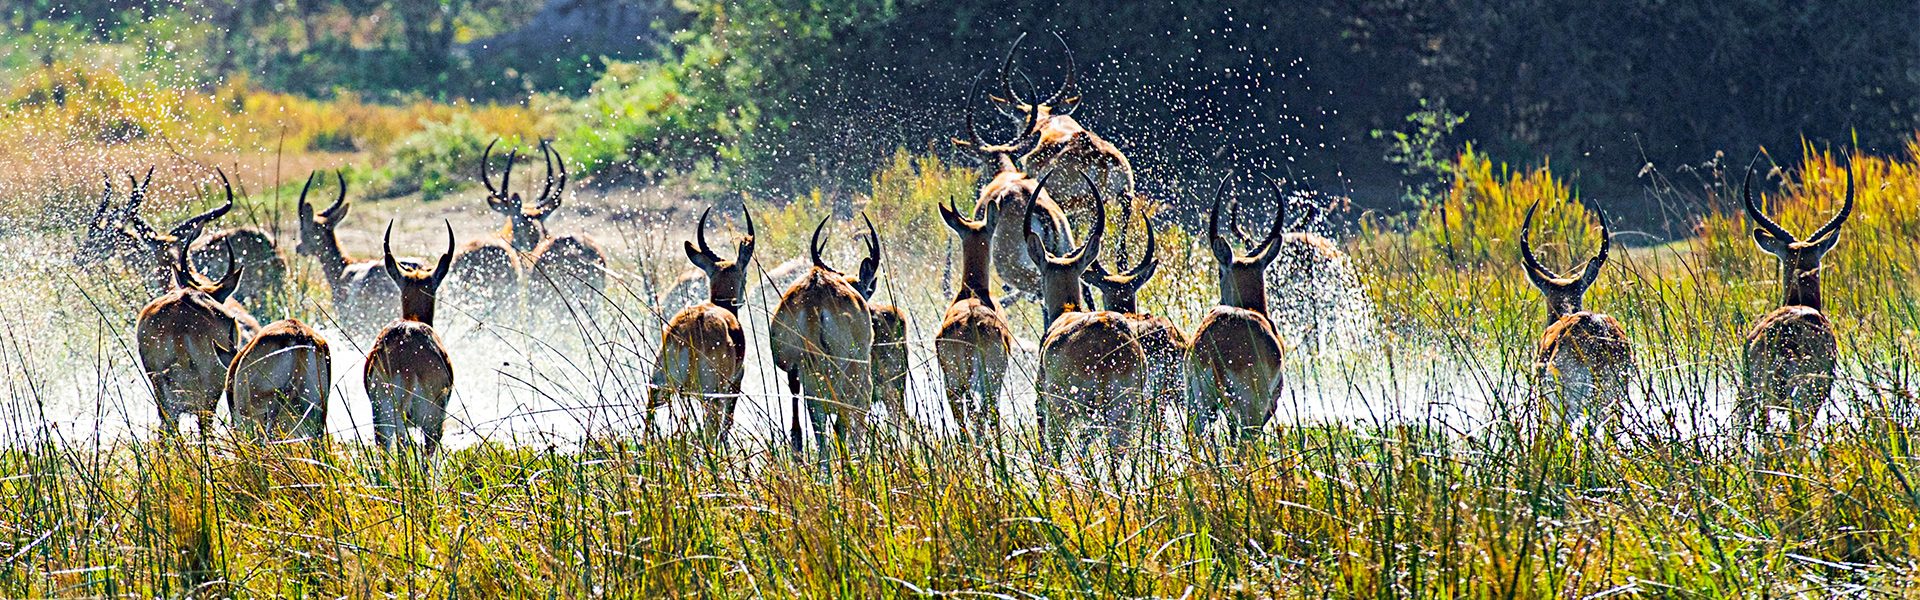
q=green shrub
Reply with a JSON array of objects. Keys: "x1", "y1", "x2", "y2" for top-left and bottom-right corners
[{"x1": 378, "y1": 114, "x2": 522, "y2": 201}]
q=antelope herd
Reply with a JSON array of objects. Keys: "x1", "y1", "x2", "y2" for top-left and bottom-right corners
[{"x1": 95, "y1": 35, "x2": 1860, "y2": 456}]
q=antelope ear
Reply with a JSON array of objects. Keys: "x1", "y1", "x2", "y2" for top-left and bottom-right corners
[
  {"x1": 1752, "y1": 227, "x2": 1789, "y2": 256},
  {"x1": 685, "y1": 241, "x2": 718, "y2": 273},
  {"x1": 1809, "y1": 228, "x2": 1843, "y2": 256},
  {"x1": 938, "y1": 201, "x2": 964, "y2": 233}
]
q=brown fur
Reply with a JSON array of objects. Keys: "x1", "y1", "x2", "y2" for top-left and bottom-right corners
[
  {"x1": 135, "y1": 236, "x2": 245, "y2": 435},
  {"x1": 1519, "y1": 201, "x2": 1636, "y2": 427},
  {"x1": 1026, "y1": 176, "x2": 1148, "y2": 454},
  {"x1": 953, "y1": 70, "x2": 1073, "y2": 301},
  {"x1": 190, "y1": 227, "x2": 285, "y2": 303},
  {"x1": 295, "y1": 170, "x2": 408, "y2": 338},
  {"x1": 480, "y1": 139, "x2": 607, "y2": 328},
  {"x1": 650, "y1": 207, "x2": 754, "y2": 441},
  {"x1": 935, "y1": 198, "x2": 1013, "y2": 436},
  {"x1": 770, "y1": 216, "x2": 879, "y2": 456},
  {"x1": 363, "y1": 222, "x2": 457, "y2": 454},
  {"x1": 1737, "y1": 163, "x2": 1852, "y2": 438},
  {"x1": 1081, "y1": 212, "x2": 1188, "y2": 431},
  {"x1": 1186, "y1": 174, "x2": 1291, "y2": 439},
  {"x1": 226, "y1": 319, "x2": 331, "y2": 441}
]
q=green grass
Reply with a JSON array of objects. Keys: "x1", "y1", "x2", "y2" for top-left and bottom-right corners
[{"x1": 9, "y1": 126, "x2": 1920, "y2": 596}]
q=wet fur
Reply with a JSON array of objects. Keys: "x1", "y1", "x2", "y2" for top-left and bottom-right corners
[
  {"x1": 226, "y1": 319, "x2": 331, "y2": 441},
  {"x1": 770, "y1": 268, "x2": 875, "y2": 455}
]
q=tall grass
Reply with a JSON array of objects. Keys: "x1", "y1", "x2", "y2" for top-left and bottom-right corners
[{"x1": 5, "y1": 139, "x2": 1920, "y2": 596}]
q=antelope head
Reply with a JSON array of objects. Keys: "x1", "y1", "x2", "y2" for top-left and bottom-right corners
[
  {"x1": 684, "y1": 205, "x2": 757, "y2": 312},
  {"x1": 992, "y1": 32, "x2": 1079, "y2": 121},
  {"x1": 808, "y1": 212, "x2": 883, "y2": 299},
  {"x1": 1520, "y1": 200, "x2": 1612, "y2": 322},
  {"x1": 1745, "y1": 162, "x2": 1853, "y2": 311},
  {"x1": 953, "y1": 71, "x2": 1039, "y2": 173},
  {"x1": 295, "y1": 170, "x2": 349, "y2": 258},
  {"x1": 481, "y1": 138, "x2": 570, "y2": 252},
  {"x1": 1205, "y1": 173, "x2": 1287, "y2": 313},
  {"x1": 125, "y1": 169, "x2": 235, "y2": 284},
  {"x1": 383, "y1": 221, "x2": 457, "y2": 326},
  {"x1": 172, "y1": 236, "x2": 243, "y2": 303},
  {"x1": 76, "y1": 167, "x2": 153, "y2": 267},
  {"x1": 1024, "y1": 172, "x2": 1105, "y2": 326},
  {"x1": 1081, "y1": 208, "x2": 1157, "y2": 314},
  {"x1": 939, "y1": 194, "x2": 1002, "y2": 301}
]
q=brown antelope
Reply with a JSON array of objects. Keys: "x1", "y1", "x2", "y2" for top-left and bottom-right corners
[
  {"x1": 121, "y1": 171, "x2": 235, "y2": 296},
  {"x1": 364, "y1": 222, "x2": 457, "y2": 454},
  {"x1": 135, "y1": 238, "x2": 245, "y2": 435},
  {"x1": 189, "y1": 226, "x2": 286, "y2": 304},
  {"x1": 1229, "y1": 193, "x2": 1373, "y2": 354},
  {"x1": 770, "y1": 215, "x2": 878, "y2": 457},
  {"x1": 838, "y1": 215, "x2": 912, "y2": 432},
  {"x1": 649, "y1": 206, "x2": 754, "y2": 441},
  {"x1": 1025, "y1": 175, "x2": 1147, "y2": 454},
  {"x1": 953, "y1": 72, "x2": 1074, "y2": 302},
  {"x1": 480, "y1": 139, "x2": 608, "y2": 325},
  {"x1": 1186, "y1": 174, "x2": 1289, "y2": 440},
  {"x1": 225, "y1": 319, "x2": 331, "y2": 441},
  {"x1": 296, "y1": 170, "x2": 411, "y2": 337},
  {"x1": 1080, "y1": 213, "x2": 1189, "y2": 434},
  {"x1": 1519, "y1": 200, "x2": 1635, "y2": 429},
  {"x1": 935, "y1": 196, "x2": 1014, "y2": 436},
  {"x1": 995, "y1": 33, "x2": 1144, "y2": 249},
  {"x1": 1738, "y1": 162, "x2": 1852, "y2": 439}
]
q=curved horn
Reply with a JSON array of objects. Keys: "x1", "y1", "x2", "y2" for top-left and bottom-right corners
[
  {"x1": 737, "y1": 205, "x2": 756, "y2": 266},
  {"x1": 172, "y1": 239, "x2": 200, "y2": 290},
  {"x1": 1206, "y1": 174, "x2": 1234, "y2": 263},
  {"x1": 321, "y1": 170, "x2": 349, "y2": 220},
  {"x1": 1743, "y1": 159, "x2": 1795, "y2": 242},
  {"x1": 1249, "y1": 173, "x2": 1289, "y2": 262},
  {"x1": 1807, "y1": 158, "x2": 1855, "y2": 242},
  {"x1": 1518, "y1": 200, "x2": 1560, "y2": 290},
  {"x1": 1577, "y1": 205, "x2": 1612, "y2": 289},
  {"x1": 480, "y1": 138, "x2": 501, "y2": 196},
  {"x1": 852, "y1": 212, "x2": 882, "y2": 298},
  {"x1": 998, "y1": 32, "x2": 1030, "y2": 108},
  {"x1": 1042, "y1": 31, "x2": 1076, "y2": 111},
  {"x1": 501, "y1": 147, "x2": 519, "y2": 201},
  {"x1": 90, "y1": 172, "x2": 114, "y2": 231},
  {"x1": 1023, "y1": 185, "x2": 1052, "y2": 266},
  {"x1": 430, "y1": 220, "x2": 456, "y2": 289},
  {"x1": 693, "y1": 205, "x2": 717, "y2": 260},
  {"x1": 809, "y1": 215, "x2": 831, "y2": 271},
  {"x1": 169, "y1": 169, "x2": 234, "y2": 241},
  {"x1": 1128, "y1": 211, "x2": 1158, "y2": 280},
  {"x1": 126, "y1": 166, "x2": 153, "y2": 217},
  {"x1": 537, "y1": 140, "x2": 557, "y2": 206},
  {"x1": 962, "y1": 71, "x2": 990, "y2": 152},
  {"x1": 382, "y1": 220, "x2": 404, "y2": 285},
  {"x1": 1067, "y1": 173, "x2": 1105, "y2": 266},
  {"x1": 296, "y1": 170, "x2": 319, "y2": 216},
  {"x1": 209, "y1": 240, "x2": 242, "y2": 302}
]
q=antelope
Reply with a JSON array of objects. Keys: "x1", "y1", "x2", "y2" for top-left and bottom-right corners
[
  {"x1": 935, "y1": 196, "x2": 1014, "y2": 437},
  {"x1": 649, "y1": 206, "x2": 754, "y2": 441},
  {"x1": 225, "y1": 319, "x2": 331, "y2": 442},
  {"x1": 994, "y1": 33, "x2": 1144, "y2": 250},
  {"x1": 74, "y1": 169, "x2": 149, "y2": 269},
  {"x1": 953, "y1": 72, "x2": 1074, "y2": 302},
  {"x1": 841, "y1": 215, "x2": 912, "y2": 432},
  {"x1": 1080, "y1": 213, "x2": 1188, "y2": 435},
  {"x1": 122, "y1": 171, "x2": 261, "y2": 342},
  {"x1": 1229, "y1": 193, "x2": 1369, "y2": 354},
  {"x1": 1186, "y1": 174, "x2": 1289, "y2": 440},
  {"x1": 1737, "y1": 162, "x2": 1853, "y2": 439},
  {"x1": 1026, "y1": 175, "x2": 1147, "y2": 455},
  {"x1": 1519, "y1": 200, "x2": 1635, "y2": 429},
  {"x1": 364, "y1": 222, "x2": 457, "y2": 454},
  {"x1": 480, "y1": 139, "x2": 608, "y2": 326},
  {"x1": 296, "y1": 170, "x2": 411, "y2": 337},
  {"x1": 770, "y1": 215, "x2": 878, "y2": 457},
  {"x1": 121, "y1": 171, "x2": 235, "y2": 296},
  {"x1": 135, "y1": 237, "x2": 245, "y2": 435},
  {"x1": 188, "y1": 226, "x2": 286, "y2": 304}
]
